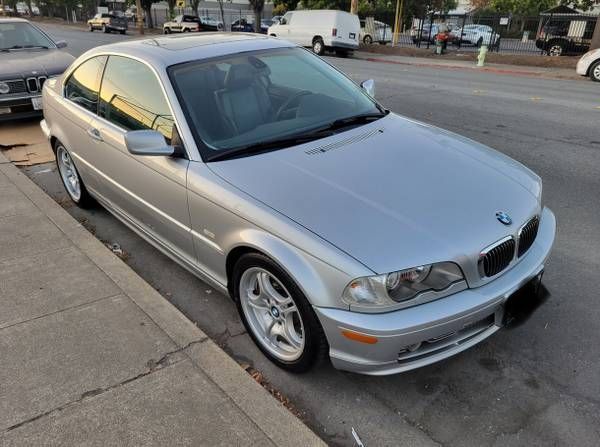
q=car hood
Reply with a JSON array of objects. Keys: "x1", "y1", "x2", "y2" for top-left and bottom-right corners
[
  {"x1": 0, "y1": 49, "x2": 74, "y2": 78},
  {"x1": 209, "y1": 114, "x2": 542, "y2": 276}
]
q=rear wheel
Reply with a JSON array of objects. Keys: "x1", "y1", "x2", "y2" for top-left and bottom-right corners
[
  {"x1": 363, "y1": 34, "x2": 373, "y2": 45},
  {"x1": 232, "y1": 253, "x2": 328, "y2": 373},
  {"x1": 590, "y1": 61, "x2": 600, "y2": 82},
  {"x1": 312, "y1": 38, "x2": 325, "y2": 56},
  {"x1": 547, "y1": 41, "x2": 564, "y2": 56},
  {"x1": 89, "y1": 24, "x2": 93, "y2": 32},
  {"x1": 55, "y1": 141, "x2": 94, "y2": 208}
]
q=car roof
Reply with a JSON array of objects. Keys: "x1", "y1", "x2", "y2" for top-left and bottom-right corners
[
  {"x1": 0, "y1": 17, "x2": 29, "y2": 23},
  {"x1": 82, "y1": 33, "x2": 295, "y2": 68}
]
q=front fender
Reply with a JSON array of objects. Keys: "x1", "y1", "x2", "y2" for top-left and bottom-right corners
[{"x1": 224, "y1": 229, "x2": 354, "y2": 310}]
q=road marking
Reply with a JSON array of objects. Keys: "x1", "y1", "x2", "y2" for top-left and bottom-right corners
[
  {"x1": 530, "y1": 97, "x2": 543, "y2": 101},
  {"x1": 473, "y1": 89, "x2": 486, "y2": 95}
]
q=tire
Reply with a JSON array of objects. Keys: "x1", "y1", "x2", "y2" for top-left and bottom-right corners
[
  {"x1": 102, "y1": 24, "x2": 108, "y2": 33},
  {"x1": 164, "y1": 27, "x2": 170, "y2": 34},
  {"x1": 89, "y1": 24, "x2": 93, "y2": 32},
  {"x1": 547, "y1": 41, "x2": 564, "y2": 57},
  {"x1": 120, "y1": 30, "x2": 126, "y2": 35},
  {"x1": 363, "y1": 34, "x2": 373, "y2": 45},
  {"x1": 312, "y1": 38, "x2": 325, "y2": 56},
  {"x1": 183, "y1": 28, "x2": 191, "y2": 32},
  {"x1": 54, "y1": 141, "x2": 94, "y2": 208},
  {"x1": 232, "y1": 253, "x2": 328, "y2": 373},
  {"x1": 590, "y1": 60, "x2": 600, "y2": 82}
]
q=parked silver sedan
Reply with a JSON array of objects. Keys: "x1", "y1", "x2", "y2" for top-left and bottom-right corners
[{"x1": 40, "y1": 34, "x2": 555, "y2": 375}]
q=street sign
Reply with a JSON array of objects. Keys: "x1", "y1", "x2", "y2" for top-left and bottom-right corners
[
  {"x1": 499, "y1": 17, "x2": 509, "y2": 26},
  {"x1": 176, "y1": 0, "x2": 185, "y2": 7}
]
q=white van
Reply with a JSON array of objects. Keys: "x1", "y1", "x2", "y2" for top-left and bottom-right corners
[{"x1": 267, "y1": 10, "x2": 360, "y2": 56}]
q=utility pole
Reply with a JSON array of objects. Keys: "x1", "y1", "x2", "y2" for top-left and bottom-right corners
[
  {"x1": 136, "y1": 0, "x2": 144, "y2": 35},
  {"x1": 350, "y1": 0, "x2": 358, "y2": 15},
  {"x1": 392, "y1": 0, "x2": 404, "y2": 47}
]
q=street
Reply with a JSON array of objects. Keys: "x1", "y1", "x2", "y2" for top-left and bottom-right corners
[{"x1": 9, "y1": 23, "x2": 600, "y2": 446}]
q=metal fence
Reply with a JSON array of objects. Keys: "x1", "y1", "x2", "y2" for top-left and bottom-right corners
[{"x1": 368, "y1": 11, "x2": 598, "y2": 56}]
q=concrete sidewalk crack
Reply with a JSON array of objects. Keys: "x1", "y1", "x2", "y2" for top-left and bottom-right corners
[{"x1": 2, "y1": 340, "x2": 206, "y2": 434}]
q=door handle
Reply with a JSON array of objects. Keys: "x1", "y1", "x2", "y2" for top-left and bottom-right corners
[{"x1": 87, "y1": 127, "x2": 103, "y2": 142}]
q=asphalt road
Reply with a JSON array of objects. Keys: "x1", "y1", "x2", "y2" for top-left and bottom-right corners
[{"x1": 17, "y1": 24, "x2": 600, "y2": 446}]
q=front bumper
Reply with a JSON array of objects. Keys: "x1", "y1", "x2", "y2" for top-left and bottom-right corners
[
  {"x1": 315, "y1": 207, "x2": 556, "y2": 375},
  {"x1": 576, "y1": 58, "x2": 592, "y2": 76},
  {"x1": 0, "y1": 95, "x2": 42, "y2": 121}
]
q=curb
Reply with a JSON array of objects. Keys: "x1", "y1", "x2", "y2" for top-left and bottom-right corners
[
  {"x1": 354, "y1": 55, "x2": 583, "y2": 81},
  {"x1": 0, "y1": 151, "x2": 325, "y2": 447}
]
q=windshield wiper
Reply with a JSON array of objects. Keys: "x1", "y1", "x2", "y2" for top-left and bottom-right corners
[
  {"x1": 207, "y1": 130, "x2": 335, "y2": 162},
  {"x1": 316, "y1": 111, "x2": 389, "y2": 133},
  {"x1": 0, "y1": 45, "x2": 49, "y2": 51}
]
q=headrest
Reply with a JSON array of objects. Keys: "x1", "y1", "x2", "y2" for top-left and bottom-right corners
[{"x1": 224, "y1": 64, "x2": 255, "y2": 89}]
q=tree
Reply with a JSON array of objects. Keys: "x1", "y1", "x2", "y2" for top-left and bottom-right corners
[
  {"x1": 191, "y1": 0, "x2": 200, "y2": 15},
  {"x1": 140, "y1": 0, "x2": 155, "y2": 28},
  {"x1": 249, "y1": 0, "x2": 265, "y2": 32},
  {"x1": 273, "y1": 0, "x2": 300, "y2": 15}
]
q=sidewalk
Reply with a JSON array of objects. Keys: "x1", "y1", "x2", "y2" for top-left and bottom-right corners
[
  {"x1": 0, "y1": 151, "x2": 324, "y2": 446},
  {"x1": 352, "y1": 51, "x2": 582, "y2": 81}
]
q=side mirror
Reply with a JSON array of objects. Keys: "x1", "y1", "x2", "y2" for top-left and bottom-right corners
[
  {"x1": 55, "y1": 40, "x2": 67, "y2": 48},
  {"x1": 280, "y1": 19, "x2": 286, "y2": 25},
  {"x1": 125, "y1": 130, "x2": 174, "y2": 156},
  {"x1": 361, "y1": 79, "x2": 375, "y2": 98}
]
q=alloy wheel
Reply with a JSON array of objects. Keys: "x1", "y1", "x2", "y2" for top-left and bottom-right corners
[
  {"x1": 549, "y1": 45, "x2": 563, "y2": 56},
  {"x1": 239, "y1": 267, "x2": 305, "y2": 362},
  {"x1": 56, "y1": 146, "x2": 81, "y2": 202},
  {"x1": 592, "y1": 63, "x2": 600, "y2": 82}
]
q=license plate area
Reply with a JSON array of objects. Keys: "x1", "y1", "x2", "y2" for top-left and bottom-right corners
[
  {"x1": 503, "y1": 271, "x2": 546, "y2": 328},
  {"x1": 31, "y1": 96, "x2": 43, "y2": 110},
  {"x1": 349, "y1": 32, "x2": 356, "y2": 39}
]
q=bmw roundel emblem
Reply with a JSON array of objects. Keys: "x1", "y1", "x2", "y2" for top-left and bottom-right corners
[{"x1": 496, "y1": 211, "x2": 512, "y2": 226}]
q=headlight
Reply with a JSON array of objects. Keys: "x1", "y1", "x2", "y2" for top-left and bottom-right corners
[{"x1": 342, "y1": 262, "x2": 464, "y2": 308}]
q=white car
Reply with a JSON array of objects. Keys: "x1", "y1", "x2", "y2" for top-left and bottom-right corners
[
  {"x1": 576, "y1": 48, "x2": 600, "y2": 82},
  {"x1": 360, "y1": 19, "x2": 392, "y2": 45},
  {"x1": 163, "y1": 15, "x2": 201, "y2": 33},
  {"x1": 455, "y1": 24, "x2": 499, "y2": 47},
  {"x1": 268, "y1": 9, "x2": 360, "y2": 56}
]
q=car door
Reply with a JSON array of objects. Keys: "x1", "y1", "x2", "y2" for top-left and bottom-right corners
[
  {"x1": 85, "y1": 55, "x2": 195, "y2": 265},
  {"x1": 59, "y1": 55, "x2": 108, "y2": 193}
]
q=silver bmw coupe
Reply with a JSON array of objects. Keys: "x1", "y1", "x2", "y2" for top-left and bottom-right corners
[{"x1": 41, "y1": 33, "x2": 555, "y2": 375}]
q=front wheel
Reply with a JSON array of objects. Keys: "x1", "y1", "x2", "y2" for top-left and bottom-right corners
[
  {"x1": 89, "y1": 24, "x2": 94, "y2": 32},
  {"x1": 55, "y1": 142, "x2": 94, "y2": 208},
  {"x1": 312, "y1": 38, "x2": 325, "y2": 56},
  {"x1": 363, "y1": 34, "x2": 373, "y2": 45},
  {"x1": 590, "y1": 61, "x2": 600, "y2": 82},
  {"x1": 232, "y1": 253, "x2": 328, "y2": 373},
  {"x1": 164, "y1": 27, "x2": 170, "y2": 34}
]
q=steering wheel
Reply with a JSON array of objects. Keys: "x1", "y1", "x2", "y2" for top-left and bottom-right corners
[{"x1": 276, "y1": 90, "x2": 312, "y2": 120}]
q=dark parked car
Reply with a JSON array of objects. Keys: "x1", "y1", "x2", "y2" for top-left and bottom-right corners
[
  {"x1": 536, "y1": 19, "x2": 596, "y2": 56},
  {"x1": 231, "y1": 18, "x2": 272, "y2": 34},
  {"x1": 0, "y1": 18, "x2": 74, "y2": 121}
]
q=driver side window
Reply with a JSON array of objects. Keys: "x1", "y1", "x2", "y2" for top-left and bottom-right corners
[
  {"x1": 64, "y1": 56, "x2": 107, "y2": 114},
  {"x1": 280, "y1": 12, "x2": 292, "y2": 25}
]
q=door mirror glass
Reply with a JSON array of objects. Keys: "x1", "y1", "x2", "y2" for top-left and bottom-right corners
[
  {"x1": 361, "y1": 79, "x2": 375, "y2": 98},
  {"x1": 55, "y1": 40, "x2": 67, "y2": 48},
  {"x1": 125, "y1": 130, "x2": 174, "y2": 156}
]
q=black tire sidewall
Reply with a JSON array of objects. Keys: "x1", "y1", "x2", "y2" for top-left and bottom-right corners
[
  {"x1": 54, "y1": 141, "x2": 94, "y2": 208},
  {"x1": 313, "y1": 39, "x2": 324, "y2": 55},
  {"x1": 590, "y1": 61, "x2": 600, "y2": 82},
  {"x1": 232, "y1": 253, "x2": 328, "y2": 373}
]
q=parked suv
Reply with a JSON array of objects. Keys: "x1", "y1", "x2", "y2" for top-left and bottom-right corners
[
  {"x1": 536, "y1": 19, "x2": 595, "y2": 56},
  {"x1": 163, "y1": 15, "x2": 201, "y2": 33},
  {"x1": 87, "y1": 11, "x2": 128, "y2": 34}
]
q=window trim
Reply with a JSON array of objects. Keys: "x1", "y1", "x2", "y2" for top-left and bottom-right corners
[
  {"x1": 63, "y1": 55, "x2": 108, "y2": 116},
  {"x1": 62, "y1": 53, "x2": 191, "y2": 160}
]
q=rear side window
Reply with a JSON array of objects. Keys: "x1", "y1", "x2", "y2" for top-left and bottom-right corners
[
  {"x1": 98, "y1": 56, "x2": 174, "y2": 141},
  {"x1": 64, "y1": 56, "x2": 107, "y2": 114}
]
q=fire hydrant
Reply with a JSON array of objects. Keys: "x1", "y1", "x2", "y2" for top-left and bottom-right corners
[{"x1": 477, "y1": 45, "x2": 488, "y2": 67}]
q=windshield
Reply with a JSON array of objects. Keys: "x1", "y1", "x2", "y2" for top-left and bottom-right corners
[
  {"x1": 0, "y1": 22, "x2": 54, "y2": 50},
  {"x1": 169, "y1": 47, "x2": 381, "y2": 158}
]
